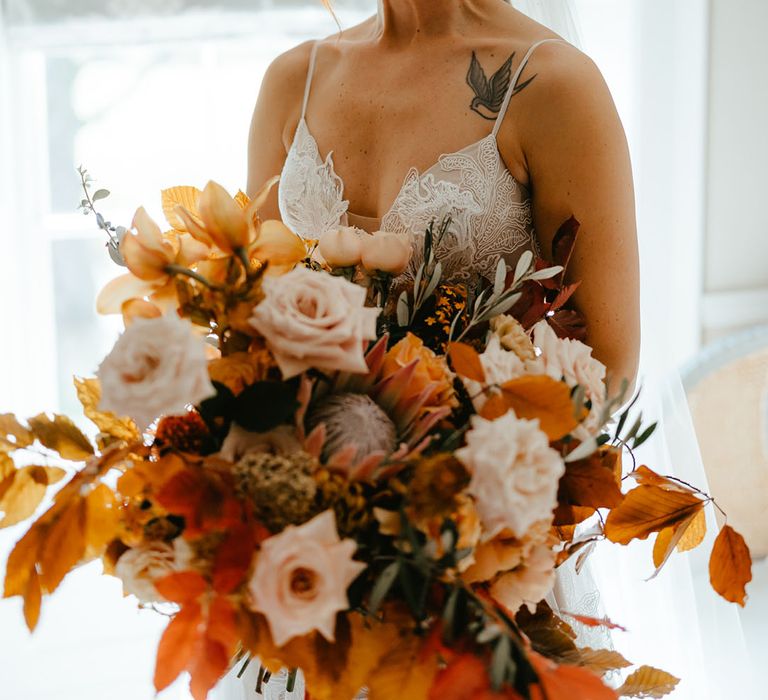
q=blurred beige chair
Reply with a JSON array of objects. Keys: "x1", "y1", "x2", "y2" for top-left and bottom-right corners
[{"x1": 682, "y1": 326, "x2": 768, "y2": 559}]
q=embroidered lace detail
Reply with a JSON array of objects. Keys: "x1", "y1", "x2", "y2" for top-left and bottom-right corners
[
  {"x1": 278, "y1": 119, "x2": 349, "y2": 240},
  {"x1": 278, "y1": 125, "x2": 540, "y2": 288}
]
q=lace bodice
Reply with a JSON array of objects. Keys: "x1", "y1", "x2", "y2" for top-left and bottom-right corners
[{"x1": 278, "y1": 40, "x2": 564, "y2": 287}]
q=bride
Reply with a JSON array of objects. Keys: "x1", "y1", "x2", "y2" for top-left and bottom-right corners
[{"x1": 227, "y1": 0, "x2": 639, "y2": 697}]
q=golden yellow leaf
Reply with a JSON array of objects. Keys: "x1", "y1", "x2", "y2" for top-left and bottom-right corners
[
  {"x1": 85, "y1": 484, "x2": 120, "y2": 556},
  {"x1": 162, "y1": 186, "x2": 203, "y2": 231},
  {"x1": 0, "y1": 414, "x2": 34, "y2": 450},
  {"x1": 501, "y1": 375, "x2": 579, "y2": 440},
  {"x1": 563, "y1": 648, "x2": 632, "y2": 675},
  {"x1": 74, "y1": 377, "x2": 141, "y2": 444},
  {"x1": 448, "y1": 342, "x2": 486, "y2": 383},
  {"x1": 617, "y1": 665, "x2": 680, "y2": 698},
  {"x1": 650, "y1": 512, "x2": 700, "y2": 577},
  {"x1": 366, "y1": 633, "x2": 437, "y2": 700},
  {"x1": 604, "y1": 485, "x2": 704, "y2": 545},
  {"x1": 676, "y1": 508, "x2": 707, "y2": 553},
  {"x1": 709, "y1": 525, "x2": 752, "y2": 606},
  {"x1": 27, "y1": 413, "x2": 94, "y2": 461},
  {"x1": 0, "y1": 466, "x2": 65, "y2": 529},
  {"x1": 38, "y1": 500, "x2": 86, "y2": 593}
]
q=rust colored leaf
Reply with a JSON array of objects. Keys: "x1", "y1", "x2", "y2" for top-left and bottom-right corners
[
  {"x1": 553, "y1": 505, "x2": 596, "y2": 527},
  {"x1": 548, "y1": 309, "x2": 588, "y2": 342},
  {"x1": 155, "y1": 570, "x2": 209, "y2": 605},
  {"x1": 629, "y1": 466, "x2": 695, "y2": 494},
  {"x1": 213, "y1": 525, "x2": 255, "y2": 595},
  {"x1": 651, "y1": 515, "x2": 696, "y2": 578},
  {"x1": 154, "y1": 602, "x2": 203, "y2": 692},
  {"x1": 3, "y1": 527, "x2": 41, "y2": 599},
  {"x1": 23, "y1": 569, "x2": 42, "y2": 631},
  {"x1": 531, "y1": 652, "x2": 618, "y2": 700},
  {"x1": 558, "y1": 461, "x2": 624, "y2": 510},
  {"x1": 604, "y1": 485, "x2": 704, "y2": 545},
  {"x1": 38, "y1": 500, "x2": 86, "y2": 593},
  {"x1": 448, "y1": 342, "x2": 486, "y2": 383},
  {"x1": 709, "y1": 525, "x2": 752, "y2": 606},
  {"x1": 617, "y1": 665, "x2": 680, "y2": 698},
  {"x1": 501, "y1": 375, "x2": 578, "y2": 440},
  {"x1": 479, "y1": 393, "x2": 509, "y2": 420},
  {"x1": 427, "y1": 653, "x2": 513, "y2": 700},
  {"x1": 559, "y1": 613, "x2": 628, "y2": 633}
]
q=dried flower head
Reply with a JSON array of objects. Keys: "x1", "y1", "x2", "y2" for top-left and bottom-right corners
[
  {"x1": 407, "y1": 453, "x2": 471, "y2": 520},
  {"x1": 491, "y1": 314, "x2": 536, "y2": 361},
  {"x1": 155, "y1": 411, "x2": 213, "y2": 454},
  {"x1": 234, "y1": 450, "x2": 319, "y2": 532}
]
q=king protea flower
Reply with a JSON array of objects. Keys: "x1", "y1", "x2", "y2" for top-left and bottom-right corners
[{"x1": 299, "y1": 334, "x2": 457, "y2": 480}]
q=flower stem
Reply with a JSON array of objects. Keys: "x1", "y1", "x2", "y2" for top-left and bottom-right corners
[{"x1": 166, "y1": 264, "x2": 215, "y2": 289}]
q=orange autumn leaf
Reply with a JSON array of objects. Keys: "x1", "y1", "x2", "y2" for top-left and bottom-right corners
[
  {"x1": 651, "y1": 512, "x2": 700, "y2": 577},
  {"x1": 604, "y1": 485, "x2": 704, "y2": 545},
  {"x1": 479, "y1": 393, "x2": 509, "y2": 421},
  {"x1": 38, "y1": 501, "x2": 86, "y2": 593},
  {"x1": 553, "y1": 504, "x2": 596, "y2": 527},
  {"x1": 530, "y1": 653, "x2": 618, "y2": 700},
  {"x1": 0, "y1": 465, "x2": 67, "y2": 528},
  {"x1": 428, "y1": 654, "x2": 518, "y2": 700},
  {"x1": 559, "y1": 613, "x2": 628, "y2": 633},
  {"x1": 155, "y1": 571, "x2": 208, "y2": 605},
  {"x1": 366, "y1": 633, "x2": 438, "y2": 699},
  {"x1": 629, "y1": 466, "x2": 695, "y2": 494},
  {"x1": 23, "y1": 569, "x2": 42, "y2": 631},
  {"x1": 500, "y1": 375, "x2": 578, "y2": 440},
  {"x1": 154, "y1": 601, "x2": 203, "y2": 692},
  {"x1": 85, "y1": 483, "x2": 120, "y2": 555},
  {"x1": 27, "y1": 413, "x2": 94, "y2": 461},
  {"x1": 448, "y1": 342, "x2": 486, "y2": 383},
  {"x1": 558, "y1": 461, "x2": 624, "y2": 510},
  {"x1": 212, "y1": 525, "x2": 256, "y2": 595},
  {"x1": 709, "y1": 525, "x2": 752, "y2": 606}
]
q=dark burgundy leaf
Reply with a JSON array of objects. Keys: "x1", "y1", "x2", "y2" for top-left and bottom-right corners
[
  {"x1": 550, "y1": 282, "x2": 582, "y2": 312},
  {"x1": 548, "y1": 309, "x2": 587, "y2": 341}
]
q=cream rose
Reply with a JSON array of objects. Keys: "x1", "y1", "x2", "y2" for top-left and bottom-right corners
[
  {"x1": 456, "y1": 411, "x2": 565, "y2": 540},
  {"x1": 360, "y1": 231, "x2": 412, "y2": 275},
  {"x1": 97, "y1": 314, "x2": 215, "y2": 430},
  {"x1": 489, "y1": 542, "x2": 557, "y2": 613},
  {"x1": 318, "y1": 226, "x2": 364, "y2": 268},
  {"x1": 248, "y1": 266, "x2": 379, "y2": 378},
  {"x1": 247, "y1": 510, "x2": 366, "y2": 647},
  {"x1": 114, "y1": 540, "x2": 190, "y2": 603},
  {"x1": 527, "y1": 321, "x2": 607, "y2": 434},
  {"x1": 462, "y1": 335, "x2": 526, "y2": 410}
]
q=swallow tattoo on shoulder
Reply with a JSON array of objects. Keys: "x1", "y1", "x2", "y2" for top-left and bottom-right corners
[{"x1": 466, "y1": 51, "x2": 536, "y2": 120}]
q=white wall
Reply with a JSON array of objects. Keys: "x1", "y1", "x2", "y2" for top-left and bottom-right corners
[{"x1": 703, "y1": 0, "x2": 768, "y2": 340}]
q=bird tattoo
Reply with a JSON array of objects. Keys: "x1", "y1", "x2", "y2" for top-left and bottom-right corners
[{"x1": 466, "y1": 51, "x2": 536, "y2": 120}]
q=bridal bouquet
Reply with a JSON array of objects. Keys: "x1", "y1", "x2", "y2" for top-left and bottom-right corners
[{"x1": 0, "y1": 173, "x2": 752, "y2": 700}]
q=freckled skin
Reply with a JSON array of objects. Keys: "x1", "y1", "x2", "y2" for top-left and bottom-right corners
[{"x1": 247, "y1": 0, "x2": 640, "y2": 393}]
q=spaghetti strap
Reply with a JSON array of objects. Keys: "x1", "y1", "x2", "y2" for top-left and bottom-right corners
[
  {"x1": 301, "y1": 41, "x2": 320, "y2": 120},
  {"x1": 492, "y1": 38, "x2": 565, "y2": 138}
]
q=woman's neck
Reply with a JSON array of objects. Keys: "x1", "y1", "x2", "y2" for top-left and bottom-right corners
[{"x1": 375, "y1": 0, "x2": 500, "y2": 43}]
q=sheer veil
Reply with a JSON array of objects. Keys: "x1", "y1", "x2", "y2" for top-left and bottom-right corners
[{"x1": 509, "y1": 0, "x2": 582, "y2": 46}]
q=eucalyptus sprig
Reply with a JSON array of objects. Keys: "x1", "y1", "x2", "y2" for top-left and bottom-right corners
[
  {"x1": 450, "y1": 251, "x2": 563, "y2": 342},
  {"x1": 77, "y1": 165, "x2": 127, "y2": 267}
]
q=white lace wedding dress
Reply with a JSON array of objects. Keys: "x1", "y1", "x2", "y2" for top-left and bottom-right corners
[{"x1": 213, "y1": 36, "x2": 616, "y2": 700}]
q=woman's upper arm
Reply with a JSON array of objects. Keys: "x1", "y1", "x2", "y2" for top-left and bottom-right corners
[
  {"x1": 246, "y1": 41, "x2": 314, "y2": 217},
  {"x1": 513, "y1": 46, "x2": 640, "y2": 391}
]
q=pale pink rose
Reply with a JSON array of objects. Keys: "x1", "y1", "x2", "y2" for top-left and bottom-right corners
[
  {"x1": 114, "y1": 540, "x2": 190, "y2": 603},
  {"x1": 527, "y1": 321, "x2": 607, "y2": 435},
  {"x1": 318, "y1": 226, "x2": 364, "y2": 268},
  {"x1": 456, "y1": 411, "x2": 565, "y2": 540},
  {"x1": 360, "y1": 231, "x2": 412, "y2": 275},
  {"x1": 489, "y1": 542, "x2": 557, "y2": 613},
  {"x1": 97, "y1": 314, "x2": 215, "y2": 430},
  {"x1": 249, "y1": 266, "x2": 379, "y2": 378},
  {"x1": 462, "y1": 335, "x2": 526, "y2": 410},
  {"x1": 247, "y1": 510, "x2": 366, "y2": 647}
]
